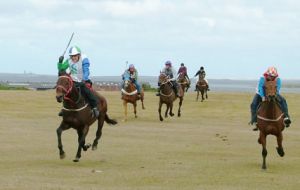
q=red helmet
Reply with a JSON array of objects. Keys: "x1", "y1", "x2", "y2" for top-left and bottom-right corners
[{"x1": 264, "y1": 66, "x2": 278, "y2": 77}]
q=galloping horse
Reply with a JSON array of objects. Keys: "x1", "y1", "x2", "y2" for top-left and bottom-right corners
[
  {"x1": 176, "y1": 72, "x2": 189, "y2": 117},
  {"x1": 158, "y1": 73, "x2": 182, "y2": 121},
  {"x1": 257, "y1": 80, "x2": 286, "y2": 169},
  {"x1": 55, "y1": 74, "x2": 117, "y2": 162},
  {"x1": 196, "y1": 75, "x2": 208, "y2": 102},
  {"x1": 121, "y1": 72, "x2": 145, "y2": 121}
]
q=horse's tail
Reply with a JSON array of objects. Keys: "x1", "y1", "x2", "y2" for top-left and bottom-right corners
[{"x1": 105, "y1": 113, "x2": 118, "y2": 125}]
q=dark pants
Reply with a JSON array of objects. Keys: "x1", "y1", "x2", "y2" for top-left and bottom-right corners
[
  {"x1": 75, "y1": 82, "x2": 98, "y2": 108},
  {"x1": 171, "y1": 80, "x2": 179, "y2": 95},
  {"x1": 250, "y1": 94, "x2": 289, "y2": 123}
]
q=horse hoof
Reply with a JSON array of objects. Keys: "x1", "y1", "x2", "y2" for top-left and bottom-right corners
[
  {"x1": 135, "y1": 115, "x2": 138, "y2": 118},
  {"x1": 170, "y1": 113, "x2": 174, "y2": 117},
  {"x1": 83, "y1": 143, "x2": 91, "y2": 151},
  {"x1": 262, "y1": 166, "x2": 267, "y2": 170},
  {"x1": 276, "y1": 147, "x2": 285, "y2": 157},
  {"x1": 73, "y1": 158, "x2": 80, "y2": 162},
  {"x1": 178, "y1": 113, "x2": 181, "y2": 117},
  {"x1": 60, "y1": 153, "x2": 66, "y2": 159},
  {"x1": 92, "y1": 145, "x2": 97, "y2": 151},
  {"x1": 160, "y1": 117, "x2": 163, "y2": 121}
]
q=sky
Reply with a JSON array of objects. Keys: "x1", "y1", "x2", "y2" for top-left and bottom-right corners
[{"x1": 1, "y1": 0, "x2": 300, "y2": 79}]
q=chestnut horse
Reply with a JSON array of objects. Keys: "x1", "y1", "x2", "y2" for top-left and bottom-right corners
[
  {"x1": 176, "y1": 72, "x2": 189, "y2": 117},
  {"x1": 257, "y1": 80, "x2": 286, "y2": 169},
  {"x1": 158, "y1": 73, "x2": 183, "y2": 121},
  {"x1": 55, "y1": 74, "x2": 117, "y2": 162},
  {"x1": 121, "y1": 72, "x2": 145, "y2": 121},
  {"x1": 196, "y1": 76, "x2": 208, "y2": 102}
]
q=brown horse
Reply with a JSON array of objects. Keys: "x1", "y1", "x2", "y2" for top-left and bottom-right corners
[
  {"x1": 121, "y1": 76, "x2": 145, "y2": 121},
  {"x1": 257, "y1": 80, "x2": 286, "y2": 169},
  {"x1": 196, "y1": 76, "x2": 208, "y2": 102},
  {"x1": 55, "y1": 74, "x2": 117, "y2": 162},
  {"x1": 176, "y1": 72, "x2": 189, "y2": 117},
  {"x1": 158, "y1": 73, "x2": 183, "y2": 121}
]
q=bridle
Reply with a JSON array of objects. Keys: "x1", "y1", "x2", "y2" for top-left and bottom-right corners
[{"x1": 56, "y1": 75, "x2": 80, "y2": 105}]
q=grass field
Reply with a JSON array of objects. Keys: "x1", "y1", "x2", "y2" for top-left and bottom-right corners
[{"x1": 0, "y1": 90, "x2": 299, "y2": 190}]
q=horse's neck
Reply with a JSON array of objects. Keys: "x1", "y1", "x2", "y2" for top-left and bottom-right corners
[
  {"x1": 161, "y1": 83, "x2": 172, "y2": 93},
  {"x1": 63, "y1": 87, "x2": 86, "y2": 108},
  {"x1": 259, "y1": 101, "x2": 282, "y2": 119},
  {"x1": 125, "y1": 82, "x2": 136, "y2": 92}
]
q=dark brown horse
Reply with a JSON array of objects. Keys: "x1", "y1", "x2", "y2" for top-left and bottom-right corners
[
  {"x1": 121, "y1": 74, "x2": 145, "y2": 121},
  {"x1": 257, "y1": 80, "x2": 286, "y2": 169},
  {"x1": 176, "y1": 72, "x2": 189, "y2": 117},
  {"x1": 55, "y1": 75, "x2": 117, "y2": 162},
  {"x1": 196, "y1": 76, "x2": 208, "y2": 102},
  {"x1": 158, "y1": 73, "x2": 183, "y2": 121}
]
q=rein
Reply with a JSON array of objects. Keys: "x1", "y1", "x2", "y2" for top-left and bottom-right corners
[{"x1": 121, "y1": 88, "x2": 138, "y2": 95}]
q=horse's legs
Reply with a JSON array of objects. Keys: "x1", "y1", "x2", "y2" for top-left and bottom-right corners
[
  {"x1": 196, "y1": 90, "x2": 199, "y2": 101},
  {"x1": 134, "y1": 102, "x2": 137, "y2": 118},
  {"x1": 276, "y1": 132, "x2": 285, "y2": 157},
  {"x1": 169, "y1": 103, "x2": 174, "y2": 117},
  {"x1": 165, "y1": 104, "x2": 169, "y2": 118},
  {"x1": 158, "y1": 101, "x2": 163, "y2": 121},
  {"x1": 259, "y1": 132, "x2": 267, "y2": 169},
  {"x1": 178, "y1": 97, "x2": 183, "y2": 117},
  {"x1": 201, "y1": 90, "x2": 204, "y2": 102},
  {"x1": 141, "y1": 93, "x2": 145, "y2": 110},
  {"x1": 92, "y1": 114, "x2": 105, "y2": 150},
  {"x1": 56, "y1": 122, "x2": 70, "y2": 159},
  {"x1": 123, "y1": 101, "x2": 128, "y2": 121},
  {"x1": 74, "y1": 126, "x2": 91, "y2": 162}
]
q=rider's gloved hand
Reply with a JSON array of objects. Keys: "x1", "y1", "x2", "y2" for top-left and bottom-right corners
[
  {"x1": 262, "y1": 96, "x2": 266, "y2": 102},
  {"x1": 59, "y1": 56, "x2": 64, "y2": 63}
]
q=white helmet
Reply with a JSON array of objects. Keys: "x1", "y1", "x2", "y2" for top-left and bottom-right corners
[{"x1": 69, "y1": 46, "x2": 81, "y2": 56}]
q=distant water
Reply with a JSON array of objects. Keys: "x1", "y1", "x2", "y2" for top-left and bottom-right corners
[{"x1": 0, "y1": 73, "x2": 299, "y2": 93}]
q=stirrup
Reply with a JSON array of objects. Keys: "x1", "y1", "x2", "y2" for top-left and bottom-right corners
[{"x1": 284, "y1": 117, "x2": 291, "y2": 127}]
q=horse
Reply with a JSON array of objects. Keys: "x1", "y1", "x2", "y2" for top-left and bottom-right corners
[
  {"x1": 55, "y1": 74, "x2": 117, "y2": 162},
  {"x1": 121, "y1": 72, "x2": 145, "y2": 121},
  {"x1": 196, "y1": 76, "x2": 208, "y2": 102},
  {"x1": 158, "y1": 72, "x2": 183, "y2": 121},
  {"x1": 256, "y1": 80, "x2": 286, "y2": 169},
  {"x1": 176, "y1": 72, "x2": 189, "y2": 117}
]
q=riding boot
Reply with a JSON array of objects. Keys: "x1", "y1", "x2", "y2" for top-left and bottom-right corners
[
  {"x1": 283, "y1": 113, "x2": 291, "y2": 127},
  {"x1": 92, "y1": 107, "x2": 100, "y2": 118},
  {"x1": 207, "y1": 84, "x2": 210, "y2": 91}
]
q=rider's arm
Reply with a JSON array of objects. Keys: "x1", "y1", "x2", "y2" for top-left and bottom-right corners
[
  {"x1": 134, "y1": 70, "x2": 138, "y2": 81},
  {"x1": 82, "y1": 57, "x2": 90, "y2": 81},
  {"x1": 257, "y1": 77, "x2": 265, "y2": 98},
  {"x1": 276, "y1": 78, "x2": 281, "y2": 94},
  {"x1": 194, "y1": 70, "x2": 200, "y2": 77}
]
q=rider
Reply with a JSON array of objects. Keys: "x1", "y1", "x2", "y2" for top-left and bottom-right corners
[
  {"x1": 194, "y1": 66, "x2": 210, "y2": 91},
  {"x1": 249, "y1": 66, "x2": 291, "y2": 130},
  {"x1": 177, "y1": 63, "x2": 190, "y2": 90},
  {"x1": 57, "y1": 46, "x2": 99, "y2": 118},
  {"x1": 156, "y1": 60, "x2": 180, "y2": 97},
  {"x1": 122, "y1": 64, "x2": 141, "y2": 95}
]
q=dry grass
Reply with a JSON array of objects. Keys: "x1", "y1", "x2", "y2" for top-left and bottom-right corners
[{"x1": 0, "y1": 90, "x2": 300, "y2": 190}]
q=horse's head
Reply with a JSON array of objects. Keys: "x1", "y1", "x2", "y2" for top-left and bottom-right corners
[
  {"x1": 123, "y1": 71, "x2": 132, "y2": 88},
  {"x1": 55, "y1": 75, "x2": 73, "y2": 103},
  {"x1": 158, "y1": 72, "x2": 169, "y2": 85},
  {"x1": 264, "y1": 80, "x2": 277, "y2": 102},
  {"x1": 177, "y1": 72, "x2": 185, "y2": 81}
]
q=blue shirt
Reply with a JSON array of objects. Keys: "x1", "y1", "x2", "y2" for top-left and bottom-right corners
[{"x1": 257, "y1": 76, "x2": 281, "y2": 97}]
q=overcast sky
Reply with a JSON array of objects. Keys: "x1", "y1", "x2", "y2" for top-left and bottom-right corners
[{"x1": 1, "y1": 0, "x2": 300, "y2": 79}]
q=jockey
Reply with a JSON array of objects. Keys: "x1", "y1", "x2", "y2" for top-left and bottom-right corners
[
  {"x1": 194, "y1": 66, "x2": 210, "y2": 91},
  {"x1": 57, "y1": 46, "x2": 99, "y2": 118},
  {"x1": 177, "y1": 63, "x2": 190, "y2": 89},
  {"x1": 156, "y1": 60, "x2": 180, "y2": 97},
  {"x1": 122, "y1": 64, "x2": 141, "y2": 95},
  {"x1": 250, "y1": 66, "x2": 291, "y2": 130}
]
